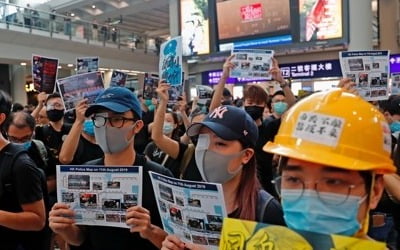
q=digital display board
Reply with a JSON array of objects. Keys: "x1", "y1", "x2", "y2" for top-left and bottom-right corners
[
  {"x1": 216, "y1": 0, "x2": 291, "y2": 41},
  {"x1": 180, "y1": 0, "x2": 210, "y2": 56}
]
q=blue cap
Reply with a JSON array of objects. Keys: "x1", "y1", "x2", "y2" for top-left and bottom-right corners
[
  {"x1": 85, "y1": 87, "x2": 142, "y2": 118},
  {"x1": 187, "y1": 105, "x2": 258, "y2": 147}
]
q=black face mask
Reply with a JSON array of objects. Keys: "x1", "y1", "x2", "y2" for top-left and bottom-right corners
[
  {"x1": 46, "y1": 109, "x2": 65, "y2": 122},
  {"x1": 245, "y1": 106, "x2": 264, "y2": 121}
]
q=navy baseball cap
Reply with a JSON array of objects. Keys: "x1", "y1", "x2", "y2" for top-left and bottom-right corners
[
  {"x1": 187, "y1": 105, "x2": 258, "y2": 147},
  {"x1": 85, "y1": 87, "x2": 142, "y2": 118}
]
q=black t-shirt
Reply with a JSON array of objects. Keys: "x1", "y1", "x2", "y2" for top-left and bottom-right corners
[
  {"x1": 72, "y1": 154, "x2": 173, "y2": 250},
  {"x1": 34, "y1": 124, "x2": 72, "y2": 164},
  {"x1": 71, "y1": 136, "x2": 103, "y2": 165},
  {"x1": 0, "y1": 144, "x2": 44, "y2": 249},
  {"x1": 255, "y1": 118, "x2": 281, "y2": 197},
  {"x1": 144, "y1": 142, "x2": 181, "y2": 178}
]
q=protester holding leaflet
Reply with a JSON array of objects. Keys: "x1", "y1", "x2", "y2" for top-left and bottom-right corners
[
  {"x1": 49, "y1": 87, "x2": 173, "y2": 249},
  {"x1": 152, "y1": 83, "x2": 284, "y2": 250}
]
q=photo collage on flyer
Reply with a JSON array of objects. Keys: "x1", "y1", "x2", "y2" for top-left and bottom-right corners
[
  {"x1": 76, "y1": 57, "x2": 99, "y2": 74},
  {"x1": 56, "y1": 165, "x2": 143, "y2": 228},
  {"x1": 391, "y1": 72, "x2": 400, "y2": 95},
  {"x1": 57, "y1": 71, "x2": 105, "y2": 111},
  {"x1": 230, "y1": 49, "x2": 274, "y2": 79},
  {"x1": 340, "y1": 51, "x2": 390, "y2": 101},
  {"x1": 149, "y1": 172, "x2": 227, "y2": 249},
  {"x1": 32, "y1": 54, "x2": 59, "y2": 94}
]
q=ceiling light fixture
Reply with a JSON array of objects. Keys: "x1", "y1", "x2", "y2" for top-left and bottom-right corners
[
  {"x1": 92, "y1": 5, "x2": 96, "y2": 9},
  {"x1": 20, "y1": 62, "x2": 27, "y2": 66},
  {"x1": 70, "y1": 13, "x2": 75, "y2": 17},
  {"x1": 58, "y1": 66, "x2": 62, "y2": 69},
  {"x1": 67, "y1": 64, "x2": 74, "y2": 67}
]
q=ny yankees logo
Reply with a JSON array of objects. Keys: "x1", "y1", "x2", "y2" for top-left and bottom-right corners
[{"x1": 209, "y1": 106, "x2": 228, "y2": 119}]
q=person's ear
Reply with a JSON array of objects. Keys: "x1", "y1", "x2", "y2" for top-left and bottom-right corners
[
  {"x1": 241, "y1": 148, "x2": 254, "y2": 165},
  {"x1": 0, "y1": 113, "x2": 7, "y2": 126},
  {"x1": 369, "y1": 175, "x2": 384, "y2": 210},
  {"x1": 133, "y1": 120, "x2": 144, "y2": 134}
]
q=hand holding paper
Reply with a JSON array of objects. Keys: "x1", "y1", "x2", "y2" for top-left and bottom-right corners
[
  {"x1": 126, "y1": 206, "x2": 151, "y2": 236},
  {"x1": 75, "y1": 99, "x2": 89, "y2": 124},
  {"x1": 222, "y1": 55, "x2": 236, "y2": 78},
  {"x1": 156, "y1": 82, "x2": 170, "y2": 103},
  {"x1": 48, "y1": 203, "x2": 77, "y2": 234}
]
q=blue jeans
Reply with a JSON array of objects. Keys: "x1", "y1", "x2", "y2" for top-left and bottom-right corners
[{"x1": 368, "y1": 213, "x2": 397, "y2": 250}]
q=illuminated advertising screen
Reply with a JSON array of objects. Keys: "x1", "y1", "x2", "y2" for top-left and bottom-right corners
[
  {"x1": 216, "y1": 0, "x2": 348, "y2": 52},
  {"x1": 299, "y1": 0, "x2": 343, "y2": 42},
  {"x1": 180, "y1": 0, "x2": 210, "y2": 56},
  {"x1": 216, "y1": 0, "x2": 291, "y2": 41}
]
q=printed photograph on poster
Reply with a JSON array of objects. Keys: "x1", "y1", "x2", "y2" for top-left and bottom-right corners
[
  {"x1": 57, "y1": 71, "x2": 105, "y2": 111},
  {"x1": 32, "y1": 54, "x2": 59, "y2": 93},
  {"x1": 76, "y1": 57, "x2": 99, "y2": 74},
  {"x1": 196, "y1": 85, "x2": 213, "y2": 100},
  {"x1": 339, "y1": 50, "x2": 390, "y2": 101},
  {"x1": 159, "y1": 36, "x2": 183, "y2": 86},
  {"x1": 143, "y1": 76, "x2": 158, "y2": 100},
  {"x1": 391, "y1": 73, "x2": 400, "y2": 95},
  {"x1": 299, "y1": 0, "x2": 343, "y2": 42},
  {"x1": 56, "y1": 165, "x2": 143, "y2": 228},
  {"x1": 168, "y1": 85, "x2": 184, "y2": 105},
  {"x1": 110, "y1": 70, "x2": 128, "y2": 87},
  {"x1": 230, "y1": 49, "x2": 274, "y2": 79},
  {"x1": 149, "y1": 171, "x2": 227, "y2": 250},
  {"x1": 180, "y1": 0, "x2": 210, "y2": 56}
]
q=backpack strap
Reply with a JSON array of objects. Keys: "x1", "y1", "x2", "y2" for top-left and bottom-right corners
[
  {"x1": 256, "y1": 189, "x2": 275, "y2": 222},
  {"x1": 179, "y1": 144, "x2": 195, "y2": 179},
  {"x1": 0, "y1": 144, "x2": 28, "y2": 203},
  {"x1": 32, "y1": 139, "x2": 48, "y2": 169}
]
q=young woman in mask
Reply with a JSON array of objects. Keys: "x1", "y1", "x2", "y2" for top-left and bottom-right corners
[
  {"x1": 160, "y1": 98, "x2": 284, "y2": 250},
  {"x1": 144, "y1": 109, "x2": 182, "y2": 177},
  {"x1": 59, "y1": 99, "x2": 103, "y2": 165}
]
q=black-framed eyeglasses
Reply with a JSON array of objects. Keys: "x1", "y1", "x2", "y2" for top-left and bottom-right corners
[
  {"x1": 272, "y1": 176, "x2": 363, "y2": 205},
  {"x1": 92, "y1": 115, "x2": 136, "y2": 128}
]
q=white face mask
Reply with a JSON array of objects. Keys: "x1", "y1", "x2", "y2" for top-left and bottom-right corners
[
  {"x1": 94, "y1": 112, "x2": 136, "y2": 154},
  {"x1": 195, "y1": 134, "x2": 244, "y2": 183}
]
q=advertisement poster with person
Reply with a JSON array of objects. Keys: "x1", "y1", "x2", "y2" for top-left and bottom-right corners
[
  {"x1": 159, "y1": 36, "x2": 183, "y2": 86},
  {"x1": 57, "y1": 71, "x2": 105, "y2": 111},
  {"x1": 76, "y1": 57, "x2": 99, "y2": 74},
  {"x1": 32, "y1": 54, "x2": 59, "y2": 93},
  {"x1": 299, "y1": 0, "x2": 343, "y2": 42},
  {"x1": 339, "y1": 50, "x2": 390, "y2": 101},
  {"x1": 219, "y1": 218, "x2": 386, "y2": 249},
  {"x1": 110, "y1": 70, "x2": 128, "y2": 87},
  {"x1": 230, "y1": 49, "x2": 274, "y2": 79},
  {"x1": 150, "y1": 172, "x2": 227, "y2": 250},
  {"x1": 56, "y1": 165, "x2": 143, "y2": 228}
]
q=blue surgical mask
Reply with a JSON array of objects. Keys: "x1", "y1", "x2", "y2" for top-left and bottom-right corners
[
  {"x1": 22, "y1": 141, "x2": 32, "y2": 150},
  {"x1": 273, "y1": 102, "x2": 288, "y2": 115},
  {"x1": 144, "y1": 99, "x2": 152, "y2": 107},
  {"x1": 83, "y1": 120, "x2": 95, "y2": 136},
  {"x1": 281, "y1": 189, "x2": 367, "y2": 236},
  {"x1": 163, "y1": 122, "x2": 174, "y2": 135},
  {"x1": 390, "y1": 121, "x2": 400, "y2": 133},
  {"x1": 148, "y1": 104, "x2": 155, "y2": 112}
]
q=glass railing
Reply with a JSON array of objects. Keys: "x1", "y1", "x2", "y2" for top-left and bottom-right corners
[{"x1": 0, "y1": 2, "x2": 163, "y2": 54}]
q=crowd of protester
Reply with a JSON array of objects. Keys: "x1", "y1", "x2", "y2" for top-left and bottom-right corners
[{"x1": 0, "y1": 57, "x2": 399, "y2": 250}]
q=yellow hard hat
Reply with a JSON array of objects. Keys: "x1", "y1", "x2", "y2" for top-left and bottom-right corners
[{"x1": 263, "y1": 88, "x2": 396, "y2": 174}]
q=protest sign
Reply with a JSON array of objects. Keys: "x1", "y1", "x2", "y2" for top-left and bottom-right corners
[
  {"x1": 110, "y1": 70, "x2": 128, "y2": 87},
  {"x1": 76, "y1": 57, "x2": 99, "y2": 74},
  {"x1": 230, "y1": 49, "x2": 274, "y2": 79},
  {"x1": 32, "y1": 54, "x2": 59, "y2": 93},
  {"x1": 159, "y1": 36, "x2": 183, "y2": 86}
]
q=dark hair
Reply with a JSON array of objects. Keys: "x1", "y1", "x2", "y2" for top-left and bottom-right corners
[
  {"x1": 243, "y1": 85, "x2": 269, "y2": 105},
  {"x1": 0, "y1": 90, "x2": 12, "y2": 118},
  {"x1": 234, "y1": 142, "x2": 260, "y2": 221},
  {"x1": 45, "y1": 92, "x2": 61, "y2": 105},
  {"x1": 272, "y1": 90, "x2": 285, "y2": 99},
  {"x1": 11, "y1": 103, "x2": 24, "y2": 113},
  {"x1": 4, "y1": 111, "x2": 36, "y2": 132}
]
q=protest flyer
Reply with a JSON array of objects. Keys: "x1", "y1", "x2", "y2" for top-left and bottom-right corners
[
  {"x1": 391, "y1": 73, "x2": 400, "y2": 95},
  {"x1": 230, "y1": 49, "x2": 274, "y2": 79},
  {"x1": 150, "y1": 172, "x2": 227, "y2": 249},
  {"x1": 339, "y1": 50, "x2": 390, "y2": 101},
  {"x1": 219, "y1": 218, "x2": 386, "y2": 250},
  {"x1": 110, "y1": 70, "x2": 128, "y2": 87},
  {"x1": 76, "y1": 57, "x2": 99, "y2": 74},
  {"x1": 196, "y1": 85, "x2": 213, "y2": 104},
  {"x1": 32, "y1": 54, "x2": 59, "y2": 93},
  {"x1": 143, "y1": 75, "x2": 158, "y2": 99},
  {"x1": 57, "y1": 71, "x2": 104, "y2": 111},
  {"x1": 159, "y1": 36, "x2": 183, "y2": 86},
  {"x1": 168, "y1": 85, "x2": 184, "y2": 105},
  {"x1": 56, "y1": 165, "x2": 143, "y2": 228}
]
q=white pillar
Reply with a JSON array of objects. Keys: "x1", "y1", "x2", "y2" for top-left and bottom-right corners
[
  {"x1": 169, "y1": 0, "x2": 179, "y2": 37},
  {"x1": 10, "y1": 65, "x2": 27, "y2": 105},
  {"x1": 348, "y1": 0, "x2": 373, "y2": 50}
]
